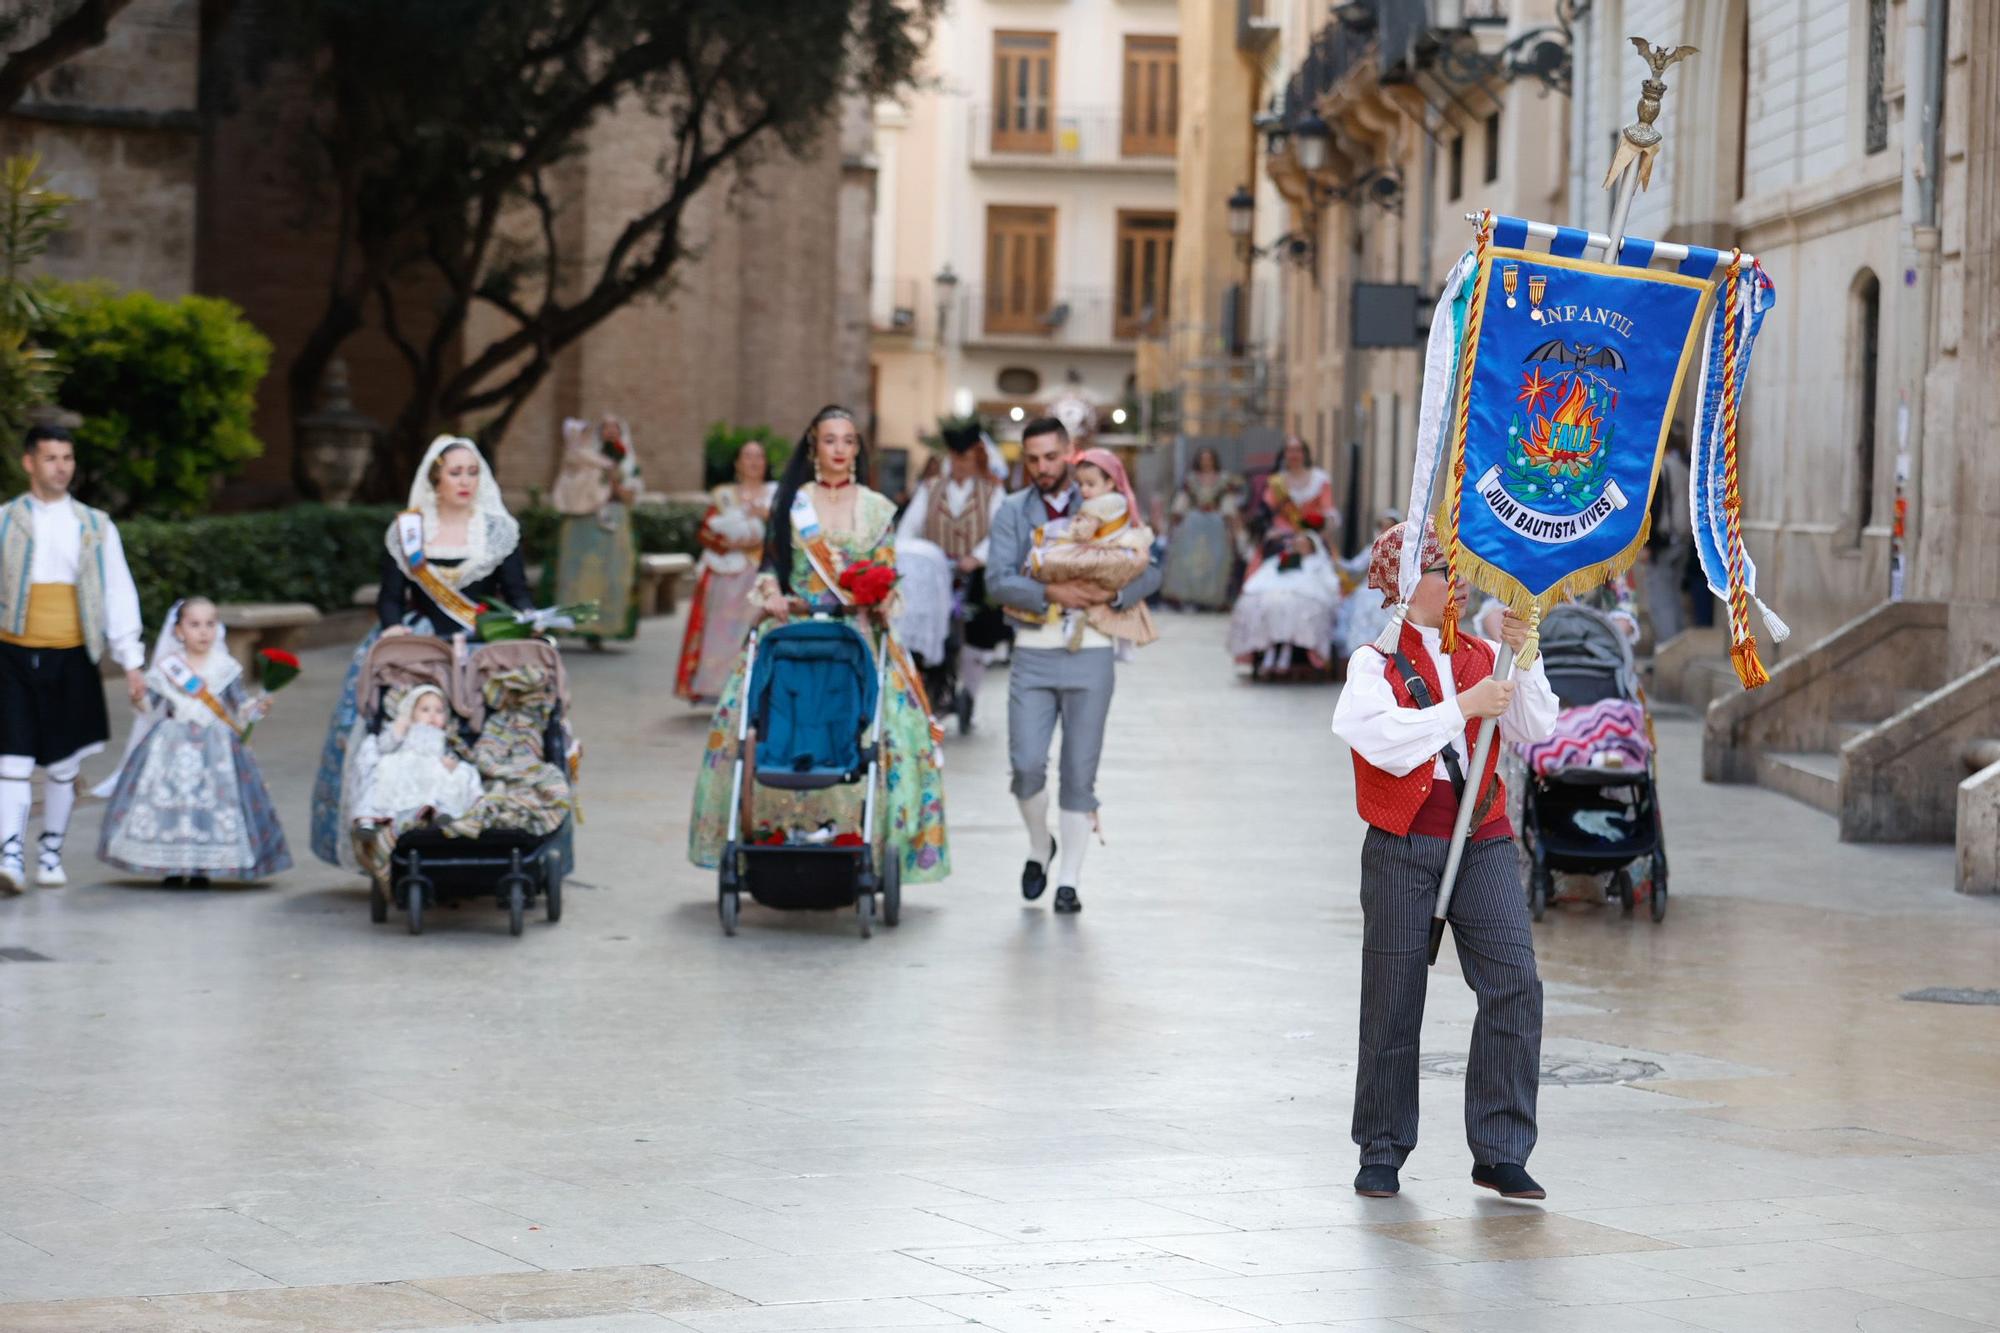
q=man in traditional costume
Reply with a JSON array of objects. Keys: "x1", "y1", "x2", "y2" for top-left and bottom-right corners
[
  {"x1": 1329, "y1": 521, "x2": 1558, "y2": 1200},
  {"x1": 987, "y1": 417, "x2": 1161, "y2": 915},
  {"x1": 895, "y1": 424, "x2": 1005, "y2": 728},
  {"x1": 0, "y1": 425, "x2": 146, "y2": 892}
]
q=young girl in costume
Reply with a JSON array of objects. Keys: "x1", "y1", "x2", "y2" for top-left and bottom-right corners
[
  {"x1": 1027, "y1": 449, "x2": 1157, "y2": 651},
  {"x1": 96, "y1": 598, "x2": 291, "y2": 886}
]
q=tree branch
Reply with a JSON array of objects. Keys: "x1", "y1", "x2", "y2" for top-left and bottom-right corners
[{"x1": 0, "y1": 0, "x2": 138, "y2": 112}]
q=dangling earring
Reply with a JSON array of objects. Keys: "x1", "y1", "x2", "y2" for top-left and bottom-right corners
[{"x1": 812, "y1": 449, "x2": 823, "y2": 485}]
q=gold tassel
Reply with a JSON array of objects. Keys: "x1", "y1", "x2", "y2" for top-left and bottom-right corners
[
  {"x1": 1440, "y1": 601, "x2": 1460, "y2": 655},
  {"x1": 1730, "y1": 636, "x2": 1769, "y2": 690}
]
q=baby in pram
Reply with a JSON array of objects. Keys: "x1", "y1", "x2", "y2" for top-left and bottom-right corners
[
  {"x1": 350, "y1": 684, "x2": 482, "y2": 880},
  {"x1": 1027, "y1": 448, "x2": 1158, "y2": 651}
]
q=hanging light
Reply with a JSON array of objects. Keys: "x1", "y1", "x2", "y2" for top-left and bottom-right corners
[
  {"x1": 1293, "y1": 112, "x2": 1332, "y2": 175},
  {"x1": 1226, "y1": 185, "x2": 1255, "y2": 239},
  {"x1": 1111, "y1": 407, "x2": 1128, "y2": 425},
  {"x1": 1009, "y1": 405, "x2": 1026, "y2": 422}
]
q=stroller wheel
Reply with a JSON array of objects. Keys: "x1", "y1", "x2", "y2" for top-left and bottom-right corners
[
  {"x1": 857, "y1": 888, "x2": 875, "y2": 939},
  {"x1": 1650, "y1": 877, "x2": 1669, "y2": 923},
  {"x1": 406, "y1": 876, "x2": 427, "y2": 936},
  {"x1": 882, "y1": 852, "x2": 902, "y2": 928},
  {"x1": 1614, "y1": 868, "x2": 1635, "y2": 917},
  {"x1": 719, "y1": 888, "x2": 740, "y2": 936},
  {"x1": 507, "y1": 877, "x2": 526, "y2": 937},
  {"x1": 544, "y1": 856, "x2": 564, "y2": 924}
]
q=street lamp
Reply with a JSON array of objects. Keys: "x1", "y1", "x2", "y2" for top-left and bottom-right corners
[
  {"x1": 1227, "y1": 184, "x2": 1255, "y2": 246},
  {"x1": 1292, "y1": 111, "x2": 1332, "y2": 176},
  {"x1": 933, "y1": 263, "x2": 959, "y2": 338}
]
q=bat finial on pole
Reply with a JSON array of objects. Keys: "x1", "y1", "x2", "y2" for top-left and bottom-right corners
[{"x1": 1600, "y1": 37, "x2": 1698, "y2": 254}]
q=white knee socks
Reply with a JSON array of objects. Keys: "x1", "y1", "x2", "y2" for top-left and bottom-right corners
[
  {"x1": 1056, "y1": 809, "x2": 1092, "y2": 890},
  {"x1": 42, "y1": 757, "x2": 80, "y2": 843},
  {"x1": 1018, "y1": 790, "x2": 1052, "y2": 866},
  {"x1": 0, "y1": 756, "x2": 32, "y2": 863},
  {"x1": 958, "y1": 647, "x2": 988, "y2": 702}
]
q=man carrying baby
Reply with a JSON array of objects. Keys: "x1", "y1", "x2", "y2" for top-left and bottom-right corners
[{"x1": 987, "y1": 418, "x2": 1162, "y2": 915}]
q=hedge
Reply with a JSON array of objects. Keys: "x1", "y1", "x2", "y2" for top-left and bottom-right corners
[{"x1": 119, "y1": 501, "x2": 707, "y2": 632}]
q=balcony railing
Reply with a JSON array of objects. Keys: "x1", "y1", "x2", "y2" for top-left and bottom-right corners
[
  {"x1": 958, "y1": 285, "x2": 1166, "y2": 346},
  {"x1": 968, "y1": 105, "x2": 1177, "y2": 169},
  {"x1": 1238, "y1": 0, "x2": 1279, "y2": 52}
]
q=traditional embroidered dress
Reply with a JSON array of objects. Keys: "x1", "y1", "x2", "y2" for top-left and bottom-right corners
[
  {"x1": 675, "y1": 479, "x2": 776, "y2": 703},
  {"x1": 1227, "y1": 531, "x2": 1345, "y2": 669},
  {"x1": 1160, "y1": 471, "x2": 1240, "y2": 609},
  {"x1": 350, "y1": 687, "x2": 483, "y2": 832},
  {"x1": 1249, "y1": 466, "x2": 1337, "y2": 568},
  {"x1": 0, "y1": 492, "x2": 146, "y2": 888},
  {"x1": 687, "y1": 485, "x2": 950, "y2": 883},
  {"x1": 443, "y1": 665, "x2": 572, "y2": 840},
  {"x1": 96, "y1": 605, "x2": 290, "y2": 881},
  {"x1": 1328, "y1": 521, "x2": 1558, "y2": 1174},
  {"x1": 895, "y1": 459, "x2": 1007, "y2": 709},
  {"x1": 547, "y1": 416, "x2": 643, "y2": 642},
  {"x1": 309, "y1": 436, "x2": 531, "y2": 869}
]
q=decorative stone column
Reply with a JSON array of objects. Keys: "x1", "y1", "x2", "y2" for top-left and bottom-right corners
[{"x1": 296, "y1": 358, "x2": 377, "y2": 506}]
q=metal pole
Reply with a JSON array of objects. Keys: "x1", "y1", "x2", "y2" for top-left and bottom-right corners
[{"x1": 1427, "y1": 42, "x2": 1689, "y2": 966}]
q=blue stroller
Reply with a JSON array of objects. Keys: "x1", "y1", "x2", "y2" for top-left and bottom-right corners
[{"x1": 717, "y1": 616, "x2": 901, "y2": 938}]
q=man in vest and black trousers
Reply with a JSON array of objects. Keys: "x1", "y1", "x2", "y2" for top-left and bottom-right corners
[
  {"x1": 1331, "y1": 519, "x2": 1559, "y2": 1201},
  {"x1": 0, "y1": 425, "x2": 147, "y2": 893},
  {"x1": 896, "y1": 424, "x2": 1006, "y2": 731}
]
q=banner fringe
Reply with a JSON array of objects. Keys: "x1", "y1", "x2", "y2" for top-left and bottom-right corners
[{"x1": 1731, "y1": 636, "x2": 1770, "y2": 689}]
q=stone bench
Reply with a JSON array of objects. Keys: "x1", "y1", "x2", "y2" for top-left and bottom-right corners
[
  {"x1": 638, "y1": 552, "x2": 696, "y2": 616},
  {"x1": 217, "y1": 602, "x2": 323, "y2": 675}
]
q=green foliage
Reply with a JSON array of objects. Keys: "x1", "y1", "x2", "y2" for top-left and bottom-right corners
[
  {"x1": 0, "y1": 156, "x2": 69, "y2": 455},
  {"x1": 119, "y1": 505, "x2": 400, "y2": 631},
  {"x1": 118, "y1": 500, "x2": 708, "y2": 631},
  {"x1": 701, "y1": 420, "x2": 791, "y2": 487},
  {"x1": 37, "y1": 282, "x2": 273, "y2": 517}
]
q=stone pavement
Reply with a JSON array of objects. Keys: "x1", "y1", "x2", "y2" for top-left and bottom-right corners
[{"x1": 1, "y1": 610, "x2": 1998, "y2": 1333}]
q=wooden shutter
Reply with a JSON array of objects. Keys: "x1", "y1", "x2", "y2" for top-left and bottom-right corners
[
  {"x1": 1121, "y1": 36, "x2": 1178, "y2": 158},
  {"x1": 993, "y1": 31, "x2": 1056, "y2": 154},
  {"x1": 985, "y1": 206, "x2": 1056, "y2": 335},
  {"x1": 1115, "y1": 211, "x2": 1174, "y2": 338}
]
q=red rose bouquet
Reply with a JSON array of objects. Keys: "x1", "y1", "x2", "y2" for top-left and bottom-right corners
[
  {"x1": 837, "y1": 560, "x2": 897, "y2": 607},
  {"x1": 241, "y1": 648, "x2": 303, "y2": 740}
]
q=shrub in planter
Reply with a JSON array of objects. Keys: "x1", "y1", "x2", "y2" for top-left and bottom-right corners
[{"x1": 37, "y1": 282, "x2": 272, "y2": 518}]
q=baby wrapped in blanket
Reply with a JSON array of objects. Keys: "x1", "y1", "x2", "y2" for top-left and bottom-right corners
[
  {"x1": 350, "y1": 684, "x2": 483, "y2": 881},
  {"x1": 1027, "y1": 448, "x2": 1158, "y2": 651}
]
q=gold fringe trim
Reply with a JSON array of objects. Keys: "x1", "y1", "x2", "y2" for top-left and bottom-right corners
[
  {"x1": 1730, "y1": 636, "x2": 1770, "y2": 690},
  {"x1": 1438, "y1": 529, "x2": 1654, "y2": 626}
]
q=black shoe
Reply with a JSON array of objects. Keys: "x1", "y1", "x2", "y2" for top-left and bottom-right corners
[
  {"x1": 1053, "y1": 885, "x2": 1081, "y2": 914},
  {"x1": 1354, "y1": 1165, "x2": 1400, "y2": 1197},
  {"x1": 188, "y1": 875, "x2": 212, "y2": 889},
  {"x1": 162, "y1": 875, "x2": 185, "y2": 888},
  {"x1": 1021, "y1": 838, "x2": 1054, "y2": 901},
  {"x1": 1472, "y1": 1162, "x2": 1545, "y2": 1200}
]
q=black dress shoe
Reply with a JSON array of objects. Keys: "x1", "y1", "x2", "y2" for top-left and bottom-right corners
[
  {"x1": 1472, "y1": 1162, "x2": 1546, "y2": 1199},
  {"x1": 1354, "y1": 1164, "x2": 1400, "y2": 1197},
  {"x1": 1021, "y1": 838, "x2": 1054, "y2": 901},
  {"x1": 188, "y1": 875, "x2": 212, "y2": 889},
  {"x1": 1052, "y1": 885, "x2": 1081, "y2": 914}
]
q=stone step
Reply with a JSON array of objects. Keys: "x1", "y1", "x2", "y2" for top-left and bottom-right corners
[
  {"x1": 1833, "y1": 718, "x2": 1873, "y2": 749},
  {"x1": 1683, "y1": 657, "x2": 1742, "y2": 714},
  {"x1": 1755, "y1": 750, "x2": 1842, "y2": 816}
]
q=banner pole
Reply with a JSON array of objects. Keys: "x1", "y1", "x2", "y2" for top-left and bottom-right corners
[{"x1": 1426, "y1": 37, "x2": 1695, "y2": 967}]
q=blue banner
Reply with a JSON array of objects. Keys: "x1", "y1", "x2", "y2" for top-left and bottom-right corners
[{"x1": 1452, "y1": 246, "x2": 1716, "y2": 607}]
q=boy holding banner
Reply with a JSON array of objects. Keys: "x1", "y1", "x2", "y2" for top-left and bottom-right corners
[{"x1": 1332, "y1": 520, "x2": 1558, "y2": 1201}]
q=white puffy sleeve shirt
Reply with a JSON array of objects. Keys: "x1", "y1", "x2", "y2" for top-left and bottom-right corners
[
  {"x1": 29, "y1": 497, "x2": 145, "y2": 672},
  {"x1": 1331, "y1": 623, "x2": 1559, "y2": 779}
]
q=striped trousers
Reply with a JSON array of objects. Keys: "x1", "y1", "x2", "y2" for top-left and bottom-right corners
[{"x1": 1353, "y1": 828, "x2": 1543, "y2": 1168}]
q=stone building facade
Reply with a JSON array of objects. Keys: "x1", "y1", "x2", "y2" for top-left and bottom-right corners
[{"x1": 3, "y1": 0, "x2": 875, "y2": 503}]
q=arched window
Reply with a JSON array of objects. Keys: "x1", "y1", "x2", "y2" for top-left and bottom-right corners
[{"x1": 1847, "y1": 269, "x2": 1882, "y2": 545}]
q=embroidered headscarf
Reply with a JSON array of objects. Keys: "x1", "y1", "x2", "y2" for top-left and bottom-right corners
[
  {"x1": 1366, "y1": 519, "x2": 1444, "y2": 609},
  {"x1": 1071, "y1": 447, "x2": 1138, "y2": 517},
  {"x1": 385, "y1": 435, "x2": 521, "y2": 588}
]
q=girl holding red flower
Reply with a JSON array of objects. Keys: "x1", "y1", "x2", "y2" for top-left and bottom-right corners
[
  {"x1": 686, "y1": 406, "x2": 951, "y2": 887},
  {"x1": 95, "y1": 598, "x2": 292, "y2": 885}
]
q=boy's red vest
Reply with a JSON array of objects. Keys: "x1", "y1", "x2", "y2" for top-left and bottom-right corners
[{"x1": 1351, "y1": 622, "x2": 1511, "y2": 840}]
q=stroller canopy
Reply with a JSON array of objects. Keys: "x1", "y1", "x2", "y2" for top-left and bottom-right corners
[
  {"x1": 1538, "y1": 604, "x2": 1640, "y2": 706},
  {"x1": 746, "y1": 621, "x2": 879, "y2": 788}
]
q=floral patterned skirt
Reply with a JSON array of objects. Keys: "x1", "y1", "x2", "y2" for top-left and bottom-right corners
[
  {"x1": 99, "y1": 722, "x2": 291, "y2": 880},
  {"x1": 686, "y1": 624, "x2": 950, "y2": 883}
]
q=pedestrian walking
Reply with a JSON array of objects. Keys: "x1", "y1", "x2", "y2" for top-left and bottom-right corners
[
  {"x1": 0, "y1": 425, "x2": 147, "y2": 893},
  {"x1": 987, "y1": 418, "x2": 1162, "y2": 914},
  {"x1": 1329, "y1": 520, "x2": 1559, "y2": 1201}
]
